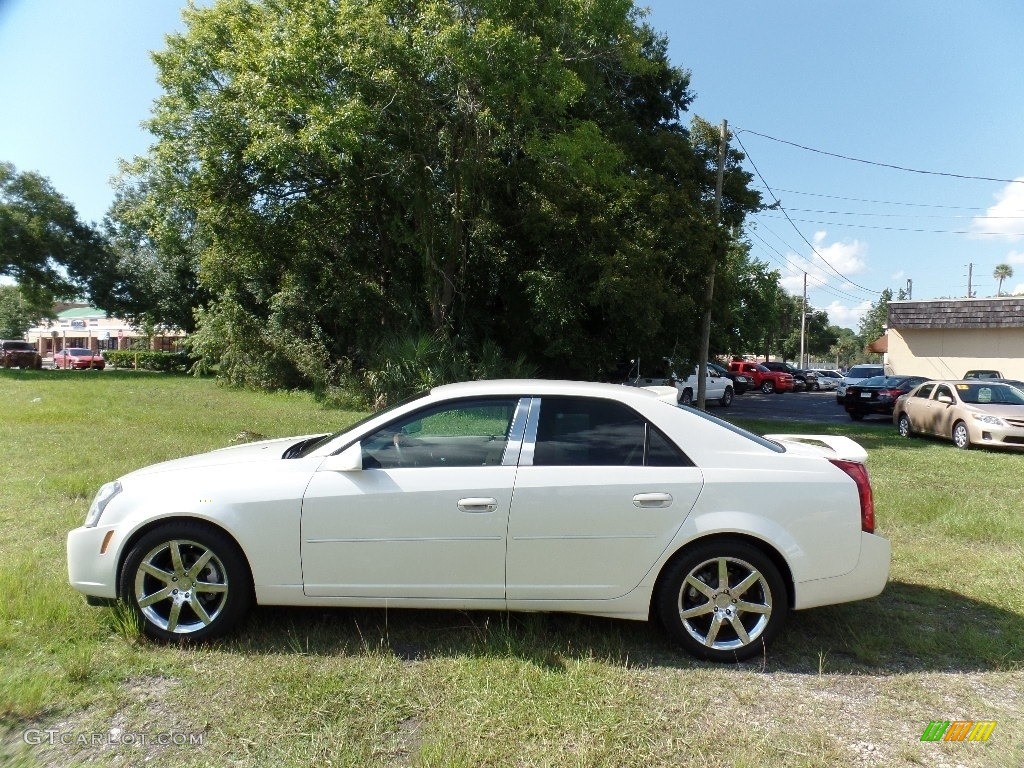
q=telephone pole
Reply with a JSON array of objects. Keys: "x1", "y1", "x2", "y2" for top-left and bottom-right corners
[
  {"x1": 697, "y1": 119, "x2": 728, "y2": 410},
  {"x1": 799, "y1": 272, "x2": 807, "y2": 369},
  {"x1": 966, "y1": 263, "x2": 975, "y2": 298}
]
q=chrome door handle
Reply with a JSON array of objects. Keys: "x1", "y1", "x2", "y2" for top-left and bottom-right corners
[
  {"x1": 632, "y1": 492, "x2": 673, "y2": 508},
  {"x1": 458, "y1": 497, "x2": 498, "y2": 513}
]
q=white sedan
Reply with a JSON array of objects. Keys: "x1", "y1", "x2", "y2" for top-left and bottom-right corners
[{"x1": 68, "y1": 380, "x2": 890, "y2": 662}]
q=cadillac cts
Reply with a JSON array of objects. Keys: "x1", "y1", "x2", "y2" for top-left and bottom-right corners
[{"x1": 68, "y1": 380, "x2": 890, "y2": 662}]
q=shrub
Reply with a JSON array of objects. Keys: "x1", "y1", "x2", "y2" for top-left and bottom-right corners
[{"x1": 103, "y1": 350, "x2": 192, "y2": 372}]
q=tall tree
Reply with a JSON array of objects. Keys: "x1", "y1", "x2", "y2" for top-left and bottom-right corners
[
  {"x1": 0, "y1": 284, "x2": 53, "y2": 338},
  {"x1": 994, "y1": 263, "x2": 1013, "y2": 295},
  {"x1": 117, "y1": 0, "x2": 761, "y2": 388},
  {"x1": 0, "y1": 162, "x2": 109, "y2": 302},
  {"x1": 858, "y1": 287, "x2": 893, "y2": 360}
]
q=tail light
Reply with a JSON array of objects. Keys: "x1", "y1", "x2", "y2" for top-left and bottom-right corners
[{"x1": 829, "y1": 459, "x2": 875, "y2": 533}]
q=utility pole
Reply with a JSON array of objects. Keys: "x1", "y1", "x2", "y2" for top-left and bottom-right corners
[
  {"x1": 697, "y1": 119, "x2": 728, "y2": 410},
  {"x1": 906, "y1": 278, "x2": 912, "y2": 300},
  {"x1": 966, "y1": 263, "x2": 975, "y2": 298},
  {"x1": 799, "y1": 272, "x2": 807, "y2": 369}
]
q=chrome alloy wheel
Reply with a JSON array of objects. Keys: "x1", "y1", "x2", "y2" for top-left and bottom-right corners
[
  {"x1": 134, "y1": 538, "x2": 229, "y2": 634},
  {"x1": 676, "y1": 556, "x2": 772, "y2": 651}
]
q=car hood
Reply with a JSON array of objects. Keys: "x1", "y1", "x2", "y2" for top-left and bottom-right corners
[
  {"x1": 959, "y1": 403, "x2": 1024, "y2": 419},
  {"x1": 122, "y1": 434, "x2": 319, "y2": 479},
  {"x1": 762, "y1": 434, "x2": 868, "y2": 463}
]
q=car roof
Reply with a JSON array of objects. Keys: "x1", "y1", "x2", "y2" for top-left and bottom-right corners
[{"x1": 431, "y1": 379, "x2": 659, "y2": 401}]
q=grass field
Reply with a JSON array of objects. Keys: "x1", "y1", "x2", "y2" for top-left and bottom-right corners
[{"x1": 1, "y1": 370, "x2": 1022, "y2": 767}]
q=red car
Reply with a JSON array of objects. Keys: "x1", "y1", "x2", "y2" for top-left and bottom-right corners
[
  {"x1": 728, "y1": 361, "x2": 794, "y2": 394},
  {"x1": 53, "y1": 348, "x2": 106, "y2": 370}
]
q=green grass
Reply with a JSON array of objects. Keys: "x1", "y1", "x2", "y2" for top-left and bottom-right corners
[{"x1": 1, "y1": 370, "x2": 1022, "y2": 767}]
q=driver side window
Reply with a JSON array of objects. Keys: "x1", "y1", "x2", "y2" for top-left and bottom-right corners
[{"x1": 361, "y1": 398, "x2": 520, "y2": 469}]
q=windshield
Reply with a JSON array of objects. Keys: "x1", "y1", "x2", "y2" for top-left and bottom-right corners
[
  {"x1": 955, "y1": 383, "x2": 1024, "y2": 405},
  {"x1": 290, "y1": 390, "x2": 431, "y2": 457}
]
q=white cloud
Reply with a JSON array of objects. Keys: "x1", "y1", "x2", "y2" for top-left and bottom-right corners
[
  {"x1": 970, "y1": 178, "x2": 1024, "y2": 241},
  {"x1": 1005, "y1": 250, "x2": 1024, "y2": 265},
  {"x1": 776, "y1": 231, "x2": 869, "y2": 295},
  {"x1": 822, "y1": 300, "x2": 873, "y2": 331},
  {"x1": 1011, "y1": 282, "x2": 1024, "y2": 296}
]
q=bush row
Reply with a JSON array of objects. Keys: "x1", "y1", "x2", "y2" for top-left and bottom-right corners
[{"x1": 103, "y1": 350, "x2": 192, "y2": 372}]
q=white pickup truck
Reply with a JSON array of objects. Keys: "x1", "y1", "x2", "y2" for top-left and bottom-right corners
[{"x1": 631, "y1": 365, "x2": 733, "y2": 407}]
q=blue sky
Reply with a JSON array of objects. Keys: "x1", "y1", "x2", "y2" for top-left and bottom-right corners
[{"x1": 2, "y1": 0, "x2": 1023, "y2": 329}]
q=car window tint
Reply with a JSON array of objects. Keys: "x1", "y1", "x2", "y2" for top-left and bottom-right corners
[
  {"x1": 533, "y1": 397, "x2": 646, "y2": 466},
  {"x1": 914, "y1": 383, "x2": 935, "y2": 399},
  {"x1": 934, "y1": 385, "x2": 955, "y2": 401},
  {"x1": 957, "y1": 383, "x2": 1024, "y2": 405},
  {"x1": 361, "y1": 397, "x2": 519, "y2": 469},
  {"x1": 645, "y1": 424, "x2": 692, "y2": 467}
]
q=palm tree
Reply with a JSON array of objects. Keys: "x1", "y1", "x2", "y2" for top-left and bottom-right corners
[{"x1": 994, "y1": 263, "x2": 1014, "y2": 295}]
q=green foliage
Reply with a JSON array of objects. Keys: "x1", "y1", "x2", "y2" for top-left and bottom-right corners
[
  {"x1": 0, "y1": 283, "x2": 53, "y2": 338},
  {"x1": 858, "y1": 287, "x2": 892, "y2": 352},
  {"x1": 112, "y1": 0, "x2": 762, "y2": 390},
  {"x1": 0, "y1": 161, "x2": 112, "y2": 302},
  {"x1": 103, "y1": 349, "x2": 192, "y2": 372}
]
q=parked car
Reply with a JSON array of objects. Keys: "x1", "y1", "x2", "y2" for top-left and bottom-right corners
[
  {"x1": 893, "y1": 380, "x2": 1024, "y2": 450},
  {"x1": 68, "y1": 379, "x2": 890, "y2": 662},
  {"x1": 621, "y1": 359, "x2": 732, "y2": 407},
  {"x1": 963, "y1": 369, "x2": 1003, "y2": 380},
  {"x1": 810, "y1": 369, "x2": 843, "y2": 390},
  {"x1": 53, "y1": 347, "x2": 106, "y2": 370},
  {"x1": 728, "y1": 360, "x2": 795, "y2": 394},
  {"x1": 843, "y1": 375, "x2": 930, "y2": 421},
  {"x1": 836, "y1": 364, "x2": 886, "y2": 404},
  {"x1": 707, "y1": 361, "x2": 751, "y2": 395},
  {"x1": 1, "y1": 339, "x2": 43, "y2": 369},
  {"x1": 760, "y1": 361, "x2": 817, "y2": 391}
]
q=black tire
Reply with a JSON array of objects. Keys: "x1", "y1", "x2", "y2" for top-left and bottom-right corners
[
  {"x1": 849, "y1": 411, "x2": 864, "y2": 421},
  {"x1": 952, "y1": 420, "x2": 972, "y2": 450},
  {"x1": 897, "y1": 413, "x2": 913, "y2": 438},
  {"x1": 119, "y1": 521, "x2": 252, "y2": 642},
  {"x1": 656, "y1": 539, "x2": 788, "y2": 663},
  {"x1": 719, "y1": 386, "x2": 734, "y2": 407},
  {"x1": 812, "y1": 382, "x2": 820, "y2": 392},
  {"x1": 760, "y1": 380, "x2": 774, "y2": 394},
  {"x1": 679, "y1": 389, "x2": 693, "y2": 406}
]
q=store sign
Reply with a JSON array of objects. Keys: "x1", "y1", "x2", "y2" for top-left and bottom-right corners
[{"x1": 70, "y1": 320, "x2": 86, "y2": 329}]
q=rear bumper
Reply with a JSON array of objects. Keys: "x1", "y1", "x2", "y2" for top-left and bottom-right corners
[{"x1": 793, "y1": 532, "x2": 891, "y2": 610}]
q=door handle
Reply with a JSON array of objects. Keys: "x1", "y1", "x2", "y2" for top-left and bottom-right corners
[
  {"x1": 458, "y1": 497, "x2": 498, "y2": 513},
  {"x1": 632, "y1": 492, "x2": 673, "y2": 508}
]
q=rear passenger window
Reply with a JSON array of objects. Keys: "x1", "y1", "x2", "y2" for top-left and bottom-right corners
[{"x1": 533, "y1": 397, "x2": 689, "y2": 467}]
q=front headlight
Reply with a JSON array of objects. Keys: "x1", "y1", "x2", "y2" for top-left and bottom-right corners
[
  {"x1": 85, "y1": 481, "x2": 122, "y2": 528},
  {"x1": 972, "y1": 413, "x2": 1005, "y2": 427}
]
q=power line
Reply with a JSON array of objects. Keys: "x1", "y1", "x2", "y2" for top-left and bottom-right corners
[
  {"x1": 737, "y1": 128, "x2": 1024, "y2": 185},
  {"x1": 734, "y1": 131, "x2": 883, "y2": 296},
  {"x1": 770, "y1": 187, "x2": 988, "y2": 211},
  {"x1": 783, "y1": 207, "x2": 1024, "y2": 221},
  {"x1": 757, "y1": 214, "x2": 1024, "y2": 237}
]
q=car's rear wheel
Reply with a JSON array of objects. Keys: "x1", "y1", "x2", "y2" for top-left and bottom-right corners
[
  {"x1": 719, "y1": 386, "x2": 734, "y2": 407},
  {"x1": 760, "y1": 381, "x2": 774, "y2": 394},
  {"x1": 849, "y1": 411, "x2": 864, "y2": 421},
  {"x1": 656, "y1": 540, "x2": 788, "y2": 662},
  {"x1": 119, "y1": 521, "x2": 252, "y2": 642},
  {"x1": 897, "y1": 413, "x2": 913, "y2": 438},
  {"x1": 952, "y1": 420, "x2": 972, "y2": 450}
]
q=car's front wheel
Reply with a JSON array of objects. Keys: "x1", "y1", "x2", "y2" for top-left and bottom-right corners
[
  {"x1": 655, "y1": 539, "x2": 788, "y2": 662},
  {"x1": 897, "y1": 413, "x2": 913, "y2": 438},
  {"x1": 952, "y1": 420, "x2": 972, "y2": 450},
  {"x1": 760, "y1": 380, "x2": 774, "y2": 394},
  {"x1": 678, "y1": 389, "x2": 693, "y2": 406},
  {"x1": 119, "y1": 521, "x2": 252, "y2": 642}
]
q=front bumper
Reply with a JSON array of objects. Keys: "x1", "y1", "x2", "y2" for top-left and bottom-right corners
[{"x1": 67, "y1": 524, "x2": 120, "y2": 599}]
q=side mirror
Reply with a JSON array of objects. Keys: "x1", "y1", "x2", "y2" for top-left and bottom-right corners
[
  {"x1": 937, "y1": 395, "x2": 954, "y2": 405},
  {"x1": 318, "y1": 443, "x2": 363, "y2": 472}
]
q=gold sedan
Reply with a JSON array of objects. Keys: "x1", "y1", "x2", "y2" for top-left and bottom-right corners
[{"x1": 893, "y1": 380, "x2": 1024, "y2": 450}]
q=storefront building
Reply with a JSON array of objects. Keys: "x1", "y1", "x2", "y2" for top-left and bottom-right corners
[{"x1": 26, "y1": 306, "x2": 185, "y2": 356}]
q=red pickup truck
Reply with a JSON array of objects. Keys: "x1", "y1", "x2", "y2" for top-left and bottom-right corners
[{"x1": 728, "y1": 361, "x2": 794, "y2": 394}]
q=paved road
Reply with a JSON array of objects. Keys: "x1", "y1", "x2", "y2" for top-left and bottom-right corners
[{"x1": 712, "y1": 389, "x2": 895, "y2": 426}]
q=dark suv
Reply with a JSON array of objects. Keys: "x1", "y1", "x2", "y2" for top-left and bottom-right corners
[
  {"x1": 760, "y1": 361, "x2": 818, "y2": 392},
  {"x1": 1, "y1": 340, "x2": 43, "y2": 369}
]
